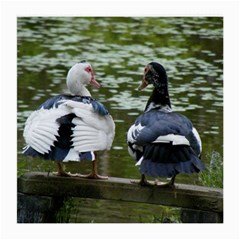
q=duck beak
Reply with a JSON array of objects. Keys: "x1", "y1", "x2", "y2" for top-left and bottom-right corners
[
  {"x1": 138, "y1": 65, "x2": 150, "y2": 91},
  {"x1": 90, "y1": 76, "x2": 101, "y2": 88},
  {"x1": 138, "y1": 79, "x2": 148, "y2": 91}
]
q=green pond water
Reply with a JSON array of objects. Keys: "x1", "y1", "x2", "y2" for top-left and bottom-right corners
[{"x1": 17, "y1": 17, "x2": 223, "y2": 223}]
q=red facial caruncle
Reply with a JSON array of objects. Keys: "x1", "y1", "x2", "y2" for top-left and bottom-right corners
[{"x1": 85, "y1": 65, "x2": 101, "y2": 88}]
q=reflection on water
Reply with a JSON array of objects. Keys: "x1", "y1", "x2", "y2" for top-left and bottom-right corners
[{"x1": 17, "y1": 17, "x2": 223, "y2": 222}]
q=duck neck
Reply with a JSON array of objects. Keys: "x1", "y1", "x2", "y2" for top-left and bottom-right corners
[
  {"x1": 69, "y1": 83, "x2": 91, "y2": 97},
  {"x1": 145, "y1": 85, "x2": 171, "y2": 111},
  {"x1": 77, "y1": 85, "x2": 91, "y2": 97}
]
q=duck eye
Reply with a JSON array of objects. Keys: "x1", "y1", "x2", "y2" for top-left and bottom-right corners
[{"x1": 85, "y1": 66, "x2": 92, "y2": 73}]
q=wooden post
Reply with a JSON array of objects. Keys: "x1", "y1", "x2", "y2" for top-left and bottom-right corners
[{"x1": 17, "y1": 172, "x2": 223, "y2": 223}]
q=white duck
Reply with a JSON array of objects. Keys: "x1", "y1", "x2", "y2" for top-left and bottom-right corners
[{"x1": 23, "y1": 60, "x2": 115, "y2": 179}]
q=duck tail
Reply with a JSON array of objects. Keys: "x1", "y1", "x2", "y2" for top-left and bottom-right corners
[{"x1": 139, "y1": 143, "x2": 205, "y2": 178}]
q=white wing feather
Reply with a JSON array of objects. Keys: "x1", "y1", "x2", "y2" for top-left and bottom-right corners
[
  {"x1": 24, "y1": 99, "x2": 115, "y2": 155},
  {"x1": 23, "y1": 106, "x2": 69, "y2": 154},
  {"x1": 61, "y1": 100, "x2": 115, "y2": 152},
  {"x1": 127, "y1": 123, "x2": 144, "y2": 143},
  {"x1": 192, "y1": 127, "x2": 202, "y2": 154}
]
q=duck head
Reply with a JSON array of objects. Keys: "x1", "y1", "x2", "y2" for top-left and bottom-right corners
[
  {"x1": 138, "y1": 62, "x2": 168, "y2": 91},
  {"x1": 66, "y1": 60, "x2": 101, "y2": 96},
  {"x1": 139, "y1": 62, "x2": 171, "y2": 110}
]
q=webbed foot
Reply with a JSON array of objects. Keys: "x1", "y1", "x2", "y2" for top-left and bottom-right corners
[
  {"x1": 131, "y1": 174, "x2": 176, "y2": 188},
  {"x1": 155, "y1": 175, "x2": 176, "y2": 188},
  {"x1": 77, "y1": 172, "x2": 108, "y2": 180},
  {"x1": 52, "y1": 171, "x2": 79, "y2": 177},
  {"x1": 131, "y1": 174, "x2": 154, "y2": 186}
]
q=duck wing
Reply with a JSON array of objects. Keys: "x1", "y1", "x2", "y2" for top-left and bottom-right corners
[
  {"x1": 61, "y1": 98, "x2": 115, "y2": 153},
  {"x1": 23, "y1": 95, "x2": 115, "y2": 160},
  {"x1": 127, "y1": 109, "x2": 201, "y2": 158},
  {"x1": 23, "y1": 104, "x2": 68, "y2": 155}
]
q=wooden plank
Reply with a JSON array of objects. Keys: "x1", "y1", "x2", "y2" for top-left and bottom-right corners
[{"x1": 17, "y1": 171, "x2": 223, "y2": 213}]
